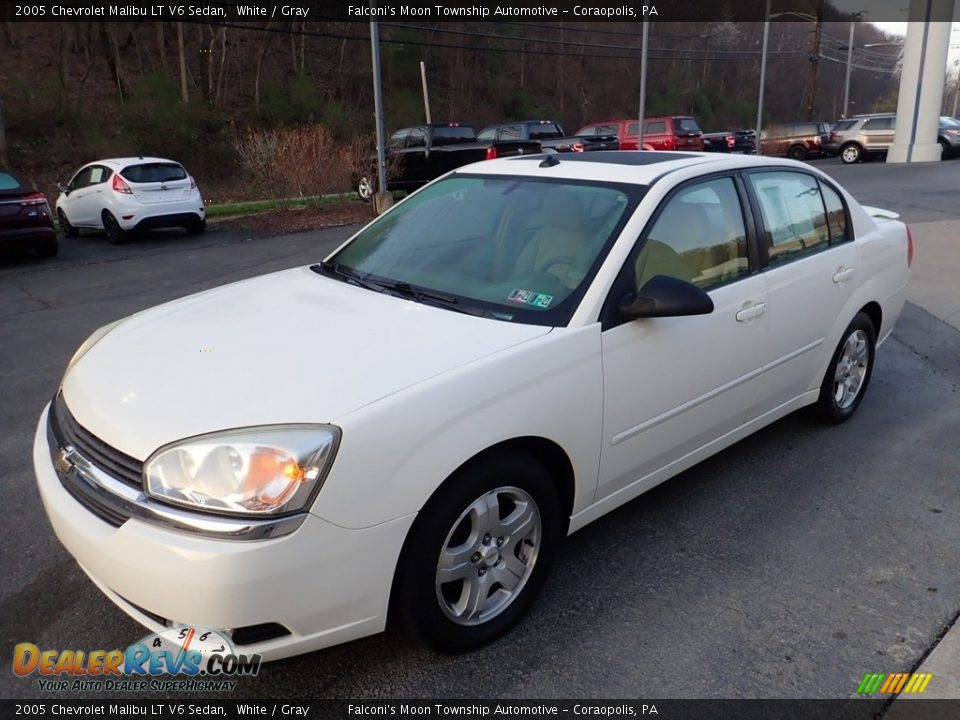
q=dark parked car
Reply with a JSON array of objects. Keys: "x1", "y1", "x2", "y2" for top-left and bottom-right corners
[
  {"x1": 704, "y1": 130, "x2": 756, "y2": 154},
  {"x1": 760, "y1": 122, "x2": 831, "y2": 159},
  {"x1": 477, "y1": 120, "x2": 619, "y2": 152},
  {"x1": 355, "y1": 123, "x2": 539, "y2": 201},
  {"x1": 0, "y1": 170, "x2": 57, "y2": 258}
]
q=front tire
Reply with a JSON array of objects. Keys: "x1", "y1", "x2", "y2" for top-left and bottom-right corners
[
  {"x1": 391, "y1": 452, "x2": 562, "y2": 654},
  {"x1": 58, "y1": 210, "x2": 78, "y2": 238},
  {"x1": 840, "y1": 143, "x2": 862, "y2": 164},
  {"x1": 939, "y1": 139, "x2": 951, "y2": 160},
  {"x1": 787, "y1": 144, "x2": 808, "y2": 161},
  {"x1": 102, "y1": 212, "x2": 128, "y2": 245},
  {"x1": 813, "y1": 312, "x2": 876, "y2": 424}
]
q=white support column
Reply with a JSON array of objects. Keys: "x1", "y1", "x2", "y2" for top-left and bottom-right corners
[{"x1": 887, "y1": 0, "x2": 955, "y2": 163}]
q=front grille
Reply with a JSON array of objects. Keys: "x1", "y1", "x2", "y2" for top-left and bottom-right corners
[{"x1": 50, "y1": 394, "x2": 144, "y2": 489}]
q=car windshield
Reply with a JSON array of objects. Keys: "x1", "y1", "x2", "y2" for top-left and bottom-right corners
[
  {"x1": 940, "y1": 116, "x2": 960, "y2": 127},
  {"x1": 328, "y1": 175, "x2": 643, "y2": 326}
]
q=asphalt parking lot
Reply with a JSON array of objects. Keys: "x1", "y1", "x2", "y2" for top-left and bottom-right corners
[{"x1": 2, "y1": 159, "x2": 959, "y2": 705}]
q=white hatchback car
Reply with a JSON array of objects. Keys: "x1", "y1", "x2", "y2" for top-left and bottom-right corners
[
  {"x1": 34, "y1": 152, "x2": 910, "y2": 659},
  {"x1": 55, "y1": 157, "x2": 205, "y2": 244}
]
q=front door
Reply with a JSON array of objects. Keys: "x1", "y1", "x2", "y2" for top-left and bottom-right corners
[{"x1": 598, "y1": 175, "x2": 769, "y2": 502}]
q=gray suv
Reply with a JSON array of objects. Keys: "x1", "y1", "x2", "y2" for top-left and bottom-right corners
[{"x1": 832, "y1": 114, "x2": 960, "y2": 163}]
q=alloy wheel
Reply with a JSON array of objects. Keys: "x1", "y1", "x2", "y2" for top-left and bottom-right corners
[
  {"x1": 833, "y1": 329, "x2": 870, "y2": 409},
  {"x1": 435, "y1": 486, "x2": 541, "y2": 627}
]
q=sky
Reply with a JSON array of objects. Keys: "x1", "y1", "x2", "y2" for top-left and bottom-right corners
[{"x1": 870, "y1": 21, "x2": 960, "y2": 69}]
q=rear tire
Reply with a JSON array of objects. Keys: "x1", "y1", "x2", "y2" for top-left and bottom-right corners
[
  {"x1": 186, "y1": 218, "x2": 206, "y2": 235},
  {"x1": 391, "y1": 451, "x2": 562, "y2": 654},
  {"x1": 58, "y1": 210, "x2": 78, "y2": 238},
  {"x1": 813, "y1": 312, "x2": 876, "y2": 424},
  {"x1": 939, "y1": 139, "x2": 951, "y2": 160},
  {"x1": 102, "y1": 212, "x2": 128, "y2": 245},
  {"x1": 356, "y1": 175, "x2": 374, "y2": 203},
  {"x1": 787, "y1": 144, "x2": 808, "y2": 161},
  {"x1": 840, "y1": 143, "x2": 862, "y2": 164}
]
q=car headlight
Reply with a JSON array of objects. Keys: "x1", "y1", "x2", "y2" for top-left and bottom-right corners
[
  {"x1": 65, "y1": 319, "x2": 124, "y2": 375},
  {"x1": 144, "y1": 426, "x2": 340, "y2": 516}
]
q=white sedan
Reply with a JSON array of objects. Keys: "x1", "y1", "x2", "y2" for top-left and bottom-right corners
[
  {"x1": 34, "y1": 152, "x2": 910, "y2": 659},
  {"x1": 56, "y1": 157, "x2": 205, "y2": 244}
]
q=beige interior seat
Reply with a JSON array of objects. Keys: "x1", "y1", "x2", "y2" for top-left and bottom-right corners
[{"x1": 515, "y1": 189, "x2": 591, "y2": 282}]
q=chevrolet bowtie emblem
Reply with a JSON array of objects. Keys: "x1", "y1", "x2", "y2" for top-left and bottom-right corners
[{"x1": 55, "y1": 447, "x2": 76, "y2": 474}]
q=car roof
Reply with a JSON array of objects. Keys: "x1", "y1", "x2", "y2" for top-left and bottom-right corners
[
  {"x1": 88, "y1": 157, "x2": 182, "y2": 168},
  {"x1": 465, "y1": 151, "x2": 808, "y2": 186}
]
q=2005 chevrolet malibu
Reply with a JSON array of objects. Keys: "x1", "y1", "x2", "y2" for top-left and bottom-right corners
[{"x1": 35, "y1": 152, "x2": 911, "y2": 658}]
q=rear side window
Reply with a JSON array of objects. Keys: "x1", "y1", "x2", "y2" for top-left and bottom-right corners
[
  {"x1": 528, "y1": 123, "x2": 562, "y2": 140},
  {"x1": 644, "y1": 121, "x2": 667, "y2": 134},
  {"x1": 833, "y1": 120, "x2": 856, "y2": 131},
  {"x1": 121, "y1": 163, "x2": 187, "y2": 183},
  {"x1": 819, "y1": 181, "x2": 849, "y2": 243},
  {"x1": 0, "y1": 172, "x2": 22, "y2": 190},
  {"x1": 748, "y1": 171, "x2": 830, "y2": 265},
  {"x1": 675, "y1": 118, "x2": 701, "y2": 133},
  {"x1": 431, "y1": 126, "x2": 476, "y2": 145},
  {"x1": 627, "y1": 123, "x2": 639, "y2": 136},
  {"x1": 88, "y1": 166, "x2": 111, "y2": 185},
  {"x1": 862, "y1": 117, "x2": 894, "y2": 130},
  {"x1": 498, "y1": 125, "x2": 522, "y2": 141}
]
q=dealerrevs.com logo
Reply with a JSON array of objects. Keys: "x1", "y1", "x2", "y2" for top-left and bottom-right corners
[{"x1": 13, "y1": 627, "x2": 261, "y2": 692}]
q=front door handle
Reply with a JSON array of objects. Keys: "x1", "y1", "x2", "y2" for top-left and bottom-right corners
[
  {"x1": 833, "y1": 267, "x2": 855, "y2": 283},
  {"x1": 736, "y1": 302, "x2": 767, "y2": 322}
]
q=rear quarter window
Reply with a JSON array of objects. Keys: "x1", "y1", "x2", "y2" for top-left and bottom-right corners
[
  {"x1": 121, "y1": 163, "x2": 187, "y2": 183},
  {"x1": 0, "y1": 172, "x2": 23, "y2": 190}
]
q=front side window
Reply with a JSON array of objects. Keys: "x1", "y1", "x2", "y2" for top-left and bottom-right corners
[
  {"x1": 406, "y1": 128, "x2": 427, "y2": 148},
  {"x1": 633, "y1": 176, "x2": 749, "y2": 292},
  {"x1": 329, "y1": 175, "x2": 644, "y2": 326},
  {"x1": 70, "y1": 168, "x2": 94, "y2": 190},
  {"x1": 388, "y1": 130, "x2": 408, "y2": 150},
  {"x1": 748, "y1": 171, "x2": 830, "y2": 265}
]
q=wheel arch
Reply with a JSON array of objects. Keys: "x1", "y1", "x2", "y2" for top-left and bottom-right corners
[{"x1": 858, "y1": 301, "x2": 882, "y2": 337}]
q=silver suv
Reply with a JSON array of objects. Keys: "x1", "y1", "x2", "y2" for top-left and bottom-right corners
[
  {"x1": 832, "y1": 114, "x2": 960, "y2": 163},
  {"x1": 832, "y1": 114, "x2": 896, "y2": 164}
]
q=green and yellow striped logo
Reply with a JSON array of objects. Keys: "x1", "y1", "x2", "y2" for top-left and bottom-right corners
[{"x1": 857, "y1": 672, "x2": 933, "y2": 695}]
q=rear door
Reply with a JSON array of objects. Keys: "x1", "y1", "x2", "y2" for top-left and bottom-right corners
[
  {"x1": 598, "y1": 174, "x2": 768, "y2": 501},
  {"x1": 119, "y1": 162, "x2": 192, "y2": 206},
  {"x1": 743, "y1": 170, "x2": 859, "y2": 409},
  {"x1": 861, "y1": 117, "x2": 895, "y2": 152},
  {"x1": 641, "y1": 120, "x2": 667, "y2": 149}
]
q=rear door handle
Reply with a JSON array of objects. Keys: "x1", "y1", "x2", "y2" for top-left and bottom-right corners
[
  {"x1": 833, "y1": 267, "x2": 855, "y2": 283},
  {"x1": 736, "y1": 302, "x2": 767, "y2": 322}
]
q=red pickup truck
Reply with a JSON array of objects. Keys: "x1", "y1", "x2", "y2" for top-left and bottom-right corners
[{"x1": 575, "y1": 116, "x2": 704, "y2": 152}]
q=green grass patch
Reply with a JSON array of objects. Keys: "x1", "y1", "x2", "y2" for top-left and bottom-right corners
[{"x1": 205, "y1": 190, "x2": 406, "y2": 220}]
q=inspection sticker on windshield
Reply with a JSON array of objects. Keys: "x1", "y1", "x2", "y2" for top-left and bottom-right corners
[{"x1": 508, "y1": 289, "x2": 554, "y2": 309}]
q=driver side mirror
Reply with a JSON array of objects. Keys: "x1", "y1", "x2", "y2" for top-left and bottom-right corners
[
  {"x1": 619, "y1": 275, "x2": 714, "y2": 320},
  {"x1": 57, "y1": 183, "x2": 69, "y2": 195}
]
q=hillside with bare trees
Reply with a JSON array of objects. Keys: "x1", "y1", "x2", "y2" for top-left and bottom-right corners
[{"x1": 0, "y1": 19, "x2": 902, "y2": 200}]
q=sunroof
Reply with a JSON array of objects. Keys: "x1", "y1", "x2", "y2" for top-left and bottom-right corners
[{"x1": 507, "y1": 151, "x2": 685, "y2": 166}]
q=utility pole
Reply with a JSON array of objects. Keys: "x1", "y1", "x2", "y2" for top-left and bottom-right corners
[
  {"x1": 637, "y1": 20, "x2": 649, "y2": 150},
  {"x1": 419, "y1": 61, "x2": 431, "y2": 124},
  {"x1": 370, "y1": 13, "x2": 391, "y2": 213},
  {"x1": 805, "y1": 0, "x2": 825, "y2": 121},
  {"x1": 755, "y1": 0, "x2": 771, "y2": 155},
  {"x1": 842, "y1": 21, "x2": 855, "y2": 119}
]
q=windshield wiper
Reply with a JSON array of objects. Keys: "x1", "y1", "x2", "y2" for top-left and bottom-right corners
[
  {"x1": 313, "y1": 260, "x2": 386, "y2": 293},
  {"x1": 377, "y1": 280, "x2": 460, "y2": 305}
]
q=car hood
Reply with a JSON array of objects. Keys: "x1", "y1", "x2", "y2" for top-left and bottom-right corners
[{"x1": 62, "y1": 266, "x2": 551, "y2": 460}]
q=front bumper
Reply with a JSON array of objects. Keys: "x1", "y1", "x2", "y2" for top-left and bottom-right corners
[{"x1": 33, "y1": 404, "x2": 414, "y2": 660}]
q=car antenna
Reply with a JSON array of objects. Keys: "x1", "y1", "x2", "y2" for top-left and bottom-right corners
[{"x1": 539, "y1": 155, "x2": 560, "y2": 168}]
